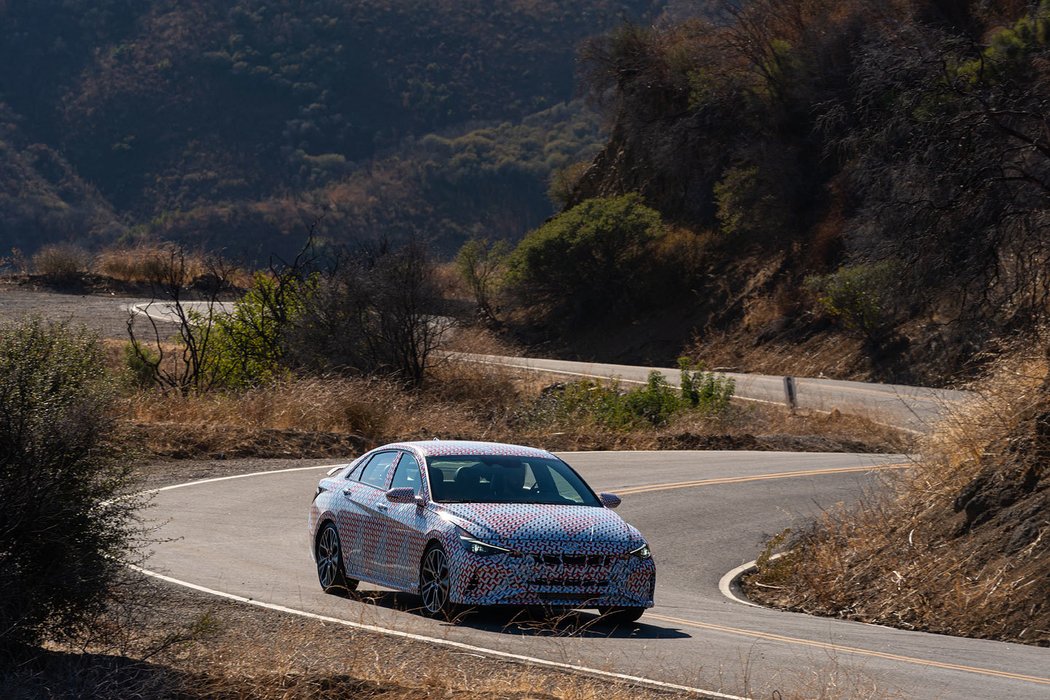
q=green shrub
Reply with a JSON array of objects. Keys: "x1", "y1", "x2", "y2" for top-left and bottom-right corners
[
  {"x1": 205, "y1": 272, "x2": 315, "y2": 389},
  {"x1": 0, "y1": 319, "x2": 138, "y2": 650},
  {"x1": 123, "y1": 340, "x2": 159, "y2": 388},
  {"x1": 455, "y1": 237, "x2": 510, "y2": 320},
  {"x1": 805, "y1": 261, "x2": 900, "y2": 342},
  {"x1": 622, "y1": 371, "x2": 681, "y2": 426},
  {"x1": 678, "y1": 357, "x2": 735, "y2": 413},
  {"x1": 527, "y1": 367, "x2": 734, "y2": 431},
  {"x1": 506, "y1": 193, "x2": 666, "y2": 325}
]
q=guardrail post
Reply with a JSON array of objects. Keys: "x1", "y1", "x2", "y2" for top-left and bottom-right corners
[{"x1": 783, "y1": 376, "x2": 798, "y2": 412}]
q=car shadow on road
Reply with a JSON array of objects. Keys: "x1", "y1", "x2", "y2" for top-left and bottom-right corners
[{"x1": 349, "y1": 590, "x2": 691, "y2": 639}]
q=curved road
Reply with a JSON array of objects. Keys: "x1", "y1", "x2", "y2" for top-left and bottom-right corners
[{"x1": 144, "y1": 452, "x2": 1049, "y2": 699}]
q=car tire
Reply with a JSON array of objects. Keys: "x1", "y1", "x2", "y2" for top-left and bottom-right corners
[
  {"x1": 598, "y1": 606, "x2": 645, "y2": 625},
  {"x1": 419, "y1": 543, "x2": 457, "y2": 619},
  {"x1": 316, "y1": 522, "x2": 358, "y2": 596}
]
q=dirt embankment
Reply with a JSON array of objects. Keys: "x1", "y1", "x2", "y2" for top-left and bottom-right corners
[{"x1": 745, "y1": 351, "x2": 1050, "y2": 645}]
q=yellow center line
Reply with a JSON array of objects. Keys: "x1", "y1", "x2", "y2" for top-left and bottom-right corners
[
  {"x1": 615, "y1": 463, "x2": 911, "y2": 496},
  {"x1": 647, "y1": 613, "x2": 1050, "y2": 686}
]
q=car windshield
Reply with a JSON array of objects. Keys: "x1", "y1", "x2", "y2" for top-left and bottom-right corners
[{"x1": 426, "y1": 455, "x2": 601, "y2": 506}]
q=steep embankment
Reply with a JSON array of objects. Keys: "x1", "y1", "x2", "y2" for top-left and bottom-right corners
[{"x1": 745, "y1": 350, "x2": 1049, "y2": 645}]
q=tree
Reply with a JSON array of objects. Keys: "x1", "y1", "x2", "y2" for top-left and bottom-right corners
[
  {"x1": 838, "y1": 13, "x2": 1050, "y2": 334},
  {"x1": 288, "y1": 240, "x2": 448, "y2": 387},
  {"x1": 454, "y1": 237, "x2": 509, "y2": 322},
  {"x1": 125, "y1": 246, "x2": 238, "y2": 395},
  {"x1": 506, "y1": 193, "x2": 666, "y2": 325},
  {"x1": 0, "y1": 319, "x2": 139, "y2": 650}
]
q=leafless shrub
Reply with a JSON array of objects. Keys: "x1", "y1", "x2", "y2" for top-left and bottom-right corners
[
  {"x1": 31, "y1": 243, "x2": 91, "y2": 280},
  {"x1": 125, "y1": 246, "x2": 239, "y2": 395},
  {"x1": 288, "y1": 240, "x2": 449, "y2": 388}
]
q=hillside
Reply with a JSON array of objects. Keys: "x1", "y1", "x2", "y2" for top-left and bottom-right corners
[
  {"x1": 506, "y1": 0, "x2": 1050, "y2": 385},
  {"x1": 0, "y1": 0, "x2": 671, "y2": 260},
  {"x1": 745, "y1": 348, "x2": 1049, "y2": 645}
]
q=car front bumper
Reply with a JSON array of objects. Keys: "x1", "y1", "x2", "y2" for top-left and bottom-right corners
[{"x1": 448, "y1": 546, "x2": 656, "y2": 608}]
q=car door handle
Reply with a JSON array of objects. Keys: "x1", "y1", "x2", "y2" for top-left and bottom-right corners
[{"x1": 376, "y1": 503, "x2": 389, "y2": 511}]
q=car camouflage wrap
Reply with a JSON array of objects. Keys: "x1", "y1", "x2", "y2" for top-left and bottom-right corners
[{"x1": 309, "y1": 440, "x2": 655, "y2": 612}]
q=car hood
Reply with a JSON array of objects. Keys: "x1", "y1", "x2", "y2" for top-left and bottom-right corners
[{"x1": 436, "y1": 502, "x2": 640, "y2": 544}]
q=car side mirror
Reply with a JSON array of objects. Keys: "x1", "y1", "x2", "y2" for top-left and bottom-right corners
[
  {"x1": 386, "y1": 487, "x2": 417, "y2": 504},
  {"x1": 599, "y1": 492, "x2": 621, "y2": 509}
]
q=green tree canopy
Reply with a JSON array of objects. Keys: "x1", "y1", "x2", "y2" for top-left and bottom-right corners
[{"x1": 506, "y1": 193, "x2": 666, "y2": 325}]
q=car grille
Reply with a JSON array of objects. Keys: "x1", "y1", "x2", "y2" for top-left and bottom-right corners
[
  {"x1": 529, "y1": 577, "x2": 608, "y2": 588},
  {"x1": 528, "y1": 553, "x2": 616, "y2": 567}
]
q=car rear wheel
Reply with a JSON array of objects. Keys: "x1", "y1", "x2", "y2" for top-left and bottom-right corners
[
  {"x1": 419, "y1": 544, "x2": 456, "y2": 619},
  {"x1": 316, "y1": 522, "x2": 358, "y2": 596},
  {"x1": 598, "y1": 606, "x2": 645, "y2": 625}
]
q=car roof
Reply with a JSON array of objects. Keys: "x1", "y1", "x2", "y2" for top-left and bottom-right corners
[{"x1": 382, "y1": 440, "x2": 555, "y2": 459}]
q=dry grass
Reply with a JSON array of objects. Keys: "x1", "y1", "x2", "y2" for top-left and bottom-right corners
[
  {"x1": 1, "y1": 578, "x2": 904, "y2": 700},
  {"x1": 746, "y1": 343, "x2": 1050, "y2": 645},
  {"x1": 31, "y1": 243, "x2": 92, "y2": 280},
  {"x1": 118, "y1": 357, "x2": 909, "y2": 460},
  {"x1": 2, "y1": 583, "x2": 690, "y2": 700},
  {"x1": 93, "y1": 243, "x2": 252, "y2": 288},
  {"x1": 94, "y1": 244, "x2": 209, "y2": 284}
]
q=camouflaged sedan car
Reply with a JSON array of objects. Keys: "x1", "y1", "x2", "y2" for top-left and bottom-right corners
[{"x1": 309, "y1": 440, "x2": 655, "y2": 622}]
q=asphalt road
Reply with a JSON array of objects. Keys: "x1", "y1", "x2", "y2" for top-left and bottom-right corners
[{"x1": 145, "y1": 452, "x2": 1050, "y2": 699}]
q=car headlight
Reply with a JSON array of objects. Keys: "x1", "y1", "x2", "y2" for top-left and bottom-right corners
[
  {"x1": 457, "y1": 527, "x2": 514, "y2": 557},
  {"x1": 629, "y1": 543, "x2": 652, "y2": 560}
]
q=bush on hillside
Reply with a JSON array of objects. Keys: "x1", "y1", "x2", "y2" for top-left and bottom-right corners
[
  {"x1": 805, "y1": 261, "x2": 900, "y2": 343},
  {"x1": 506, "y1": 194, "x2": 666, "y2": 326},
  {"x1": 0, "y1": 319, "x2": 138, "y2": 650}
]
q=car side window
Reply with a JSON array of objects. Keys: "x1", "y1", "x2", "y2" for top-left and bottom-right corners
[
  {"x1": 342, "y1": 455, "x2": 365, "y2": 479},
  {"x1": 390, "y1": 452, "x2": 422, "y2": 495},
  {"x1": 358, "y1": 451, "x2": 399, "y2": 489}
]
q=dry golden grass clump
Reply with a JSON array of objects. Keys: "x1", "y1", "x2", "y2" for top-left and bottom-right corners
[
  {"x1": 94, "y1": 243, "x2": 209, "y2": 284},
  {"x1": 31, "y1": 243, "x2": 92, "y2": 280},
  {"x1": 746, "y1": 346, "x2": 1050, "y2": 645}
]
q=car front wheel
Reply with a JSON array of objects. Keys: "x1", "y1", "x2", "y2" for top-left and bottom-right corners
[
  {"x1": 316, "y1": 522, "x2": 358, "y2": 596},
  {"x1": 419, "y1": 544, "x2": 456, "y2": 619}
]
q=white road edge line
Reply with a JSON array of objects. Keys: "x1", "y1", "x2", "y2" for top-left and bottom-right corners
[
  {"x1": 718, "y1": 555, "x2": 785, "y2": 609},
  {"x1": 130, "y1": 564, "x2": 745, "y2": 699},
  {"x1": 141, "y1": 464, "x2": 748, "y2": 700}
]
